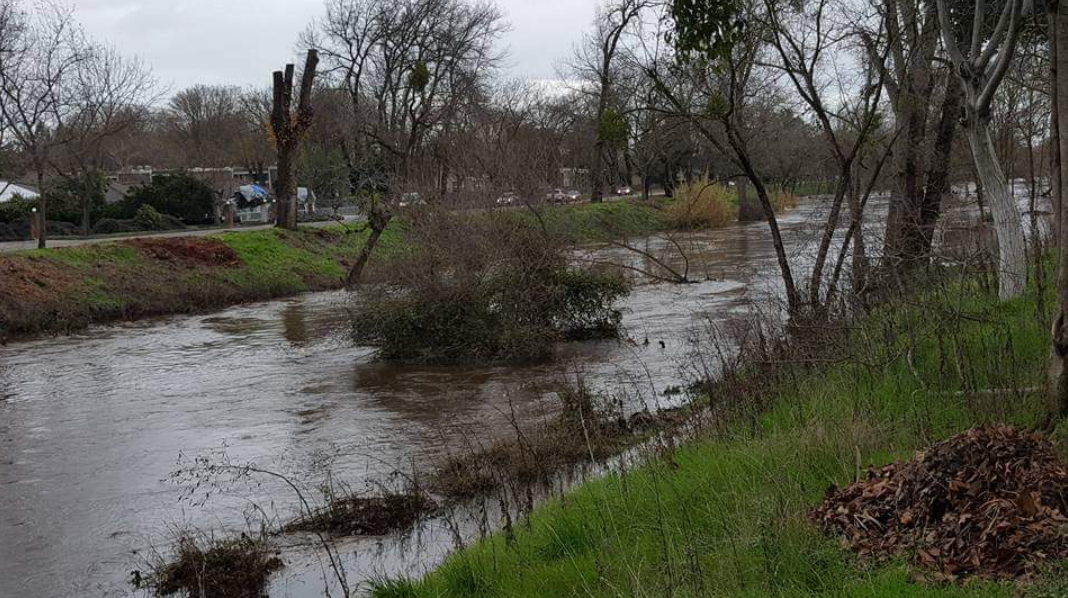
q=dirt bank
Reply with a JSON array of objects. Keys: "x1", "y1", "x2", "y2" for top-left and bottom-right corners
[{"x1": 0, "y1": 228, "x2": 371, "y2": 341}]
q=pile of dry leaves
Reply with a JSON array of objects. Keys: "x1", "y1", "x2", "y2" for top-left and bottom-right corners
[{"x1": 812, "y1": 425, "x2": 1068, "y2": 581}]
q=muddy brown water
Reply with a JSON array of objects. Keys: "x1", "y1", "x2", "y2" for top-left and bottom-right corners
[{"x1": 1, "y1": 193, "x2": 1010, "y2": 598}]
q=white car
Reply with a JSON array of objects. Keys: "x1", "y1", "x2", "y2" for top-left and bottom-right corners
[
  {"x1": 547, "y1": 189, "x2": 581, "y2": 203},
  {"x1": 398, "y1": 192, "x2": 424, "y2": 207},
  {"x1": 496, "y1": 192, "x2": 518, "y2": 206}
]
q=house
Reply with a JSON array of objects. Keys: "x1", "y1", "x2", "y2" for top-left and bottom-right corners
[{"x1": 0, "y1": 181, "x2": 39, "y2": 203}]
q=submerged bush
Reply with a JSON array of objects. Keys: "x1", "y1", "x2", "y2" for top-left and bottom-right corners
[
  {"x1": 147, "y1": 534, "x2": 283, "y2": 598},
  {"x1": 770, "y1": 187, "x2": 799, "y2": 211},
  {"x1": 353, "y1": 211, "x2": 629, "y2": 363},
  {"x1": 666, "y1": 176, "x2": 737, "y2": 230}
]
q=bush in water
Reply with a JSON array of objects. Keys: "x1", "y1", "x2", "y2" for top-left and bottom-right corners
[
  {"x1": 665, "y1": 175, "x2": 738, "y2": 230},
  {"x1": 353, "y1": 210, "x2": 629, "y2": 363}
]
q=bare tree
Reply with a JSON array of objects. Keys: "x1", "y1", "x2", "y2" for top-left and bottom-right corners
[
  {"x1": 54, "y1": 44, "x2": 156, "y2": 234},
  {"x1": 762, "y1": 0, "x2": 888, "y2": 302},
  {"x1": 936, "y1": 0, "x2": 1028, "y2": 299},
  {"x1": 307, "y1": 0, "x2": 506, "y2": 286},
  {"x1": 0, "y1": 1, "x2": 89, "y2": 248},
  {"x1": 568, "y1": 0, "x2": 651, "y2": 202},
  {"x1": 651, "y1": 5, "x2": 803, "y2": 313},
  {"x1": 270, "y1": 50, "x2": 320, "y2": 231}
]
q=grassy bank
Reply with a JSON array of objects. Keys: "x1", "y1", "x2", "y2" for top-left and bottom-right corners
[
  {"x1": 0, "y1": 227, "x2": 389, "y2": 340},
  {"x1": 0, "y1": 199, "x2": 681, "y2": 340},
  {"x1": 371, "y1": 270, "x2": 1068, "y2": 598}
]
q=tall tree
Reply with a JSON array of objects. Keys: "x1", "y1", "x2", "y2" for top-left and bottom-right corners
[
  {"x1": 270, "y1": 50, "x2": 319, "y2": 231},
  {"x1": 657, "y1": 0, "x2": 803, "y2": 313},
  {"x1": 0, "y1": 1, "x2": 88, "y2": 248},
  {"x1": 308, "y1": 0, "x2": 505, "y2": 286},
  {"x1": 1050, "y1": 0, "x2": 1068, "y2": 418},
  {"x1": 569, "y1": 0, "x2": 650, "y2": 202},
  {"x1": 936, "y1": 0, "x2": 1028, "y2": 299}
]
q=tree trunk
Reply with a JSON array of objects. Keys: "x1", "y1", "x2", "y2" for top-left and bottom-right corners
[
  {"x1": 345, "y1": 215, "x2": 389, "y2": 288},
  {"x1": 848, "y1": 179, "x2": 867, "y2": 293},
  {"x1": 918, "y1": 81, "x2": 965, "y2": 255},
  {"x1": 737, "y1": 176, "x2": 761, "y2": 222},
  {"x1": 884, "y1": 99, "x2": 931, "y2": 268},
  {"x1": 36, "y1": 169, "x2": 46, "y2": 249},
  {"x1": 1049, "y1": 0, "x2": 1068, "y2": 418},
  {"x1": 808, "y1": 171, "x2": 850, "y2": 307},
  {"x1": 964, "y1": 118, "x2": 1027, "y2": 299},
  {"x1": 590, "y1": 141, "x2": 605, "y2": 203},
  {"x1": 275, "y1": 149, "x2": 297, "y2": 230}
]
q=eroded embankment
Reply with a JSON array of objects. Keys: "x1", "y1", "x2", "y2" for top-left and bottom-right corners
[{"x1": 0, "y1": 228, "x2": 370, "y2": 340}]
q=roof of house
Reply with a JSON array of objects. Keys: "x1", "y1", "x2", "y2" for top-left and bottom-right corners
[{"x1": 0, "y1": 181, "x2": 40, "y2": 203}]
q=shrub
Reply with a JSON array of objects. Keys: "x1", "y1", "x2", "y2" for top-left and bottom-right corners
[
  {"x1": 147, "y1": 534, "x2": 283, "y2": 598},
  {"x1": 0, "y1": 220, "x2": 27, "y2": 241},
  {"x1": 666, "y1": 176, "x2": 737, "y2": 230},
  {"x1": 125, "y1": 173, "x2": 216, "y2": 224},
  {"x1": 353, "y1": 212, "x2": 629, "y2": 363},
  {"x1": 0, "y1": 195, "x2": 35, "y2": 224},
  {"x1": 133, "y1": 204, "x2": 165, "y2": 231},
  {"x1": 91, "y1": 218, "x2": 138, "y2": 235},
  {"x1": 770, "y1": 187, "x2": 799, "y2": 211}
]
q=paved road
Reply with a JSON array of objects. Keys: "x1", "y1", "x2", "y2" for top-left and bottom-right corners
[{"x1": 0, "y1": 217, "x2": 363, "y2": 253}]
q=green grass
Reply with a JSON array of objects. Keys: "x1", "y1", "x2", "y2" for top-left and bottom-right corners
[
  {"x1": 372, "y1": 270, "x2": 1066, "y2": 598},
  {"x1": 509, "y1": 199, "x2": 672, "y2": 242},
  {"x1": 0, "y1": 227, "x2": 376, "y2": 339}
]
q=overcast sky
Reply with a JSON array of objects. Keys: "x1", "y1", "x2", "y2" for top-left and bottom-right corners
[{"x1": 71, "y1": 0, "x2": 595, "y2": 94}]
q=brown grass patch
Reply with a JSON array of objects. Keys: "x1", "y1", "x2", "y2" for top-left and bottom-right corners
[
  {"x1": 149, "y1": 535, "x2": 283, "y2": 598},
  {"x1": 284, "y1": 491, "x2": 437, "y2": 537},
  {"x1": 124, "y1": 237, "x2": 242, "y2": 267},
  {"x1": 430, "y1": 384, "x2": 690, "y2": 500}
]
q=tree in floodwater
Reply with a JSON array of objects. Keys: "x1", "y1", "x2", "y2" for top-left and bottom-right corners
[
  {"x1": 936, "y1": 0, "x2": 1029, "y2": 299},
  {"x1": 653, "y1": 0, "x2": 801, "y2": 313},
  {"x1": 863, "y1": 0, "x2": 964, "y2": 273}
]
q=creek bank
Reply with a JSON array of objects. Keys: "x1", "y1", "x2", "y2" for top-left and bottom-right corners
[
  {"x1": 0, "y1": 199, "x2": 678, "y2": 341},
  {"x1": 366, "y1": 266, "x2": 1068, "y2": 598}
]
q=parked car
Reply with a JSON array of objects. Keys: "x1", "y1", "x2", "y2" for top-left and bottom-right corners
[
  {"x1": 547, "y1": 189, "x2": 581, "y2": 203},
  {"x1": 495, "y1": 192, "x2": 518, "y2": 206},
  {"x1": 398, "y1": 192, "x2": 424, "y2": 208}
]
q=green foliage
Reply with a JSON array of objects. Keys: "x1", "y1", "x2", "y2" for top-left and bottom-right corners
[
  {"x1": 706, "y1": 91, "x2": 730, "y2": 118},
  {"x1": 354, "y1": 217, "x2": 630, "y2": 363},
  {"x1": 44, "y1": 172, "x2": 108, "y2": 224},
  {"x1": 669, "y1": 0, "x2": 747, "y2": 62},
  {"x1": 408, "y1": 60, "x2": 430, "y2": 92},
  {"x1": 0, "y1": 194, "x2": 35, "y2": 224},
  {"x1": 597, "y1": 108, "x2": 630, "y2": 147},
  {"x1": 125, "y1": 173, "x2": 216, "y2": 224},
  {"x1": 133, "y1": 204, "x2": 165, "y2": 231}
]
